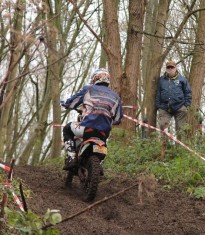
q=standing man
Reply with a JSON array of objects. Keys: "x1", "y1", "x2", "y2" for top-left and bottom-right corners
[{"x1": 156, "y1": 61, "x2": 192, "y2": 137}]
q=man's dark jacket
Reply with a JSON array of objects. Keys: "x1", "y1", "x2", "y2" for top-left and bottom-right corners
[{"x1": 156, "y1": 72, "x2": 192, "y2": 112}]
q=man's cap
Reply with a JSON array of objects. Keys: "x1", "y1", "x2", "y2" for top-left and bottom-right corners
[{"x1": 166, "y1": 61, "x2": 176, "y2": 67}]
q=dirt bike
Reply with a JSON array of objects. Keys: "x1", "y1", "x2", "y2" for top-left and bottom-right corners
[{"x1": 64, "y1": 108, "x2": 107, "y2": 202}]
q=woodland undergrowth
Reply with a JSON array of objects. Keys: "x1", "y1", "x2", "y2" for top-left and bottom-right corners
[{"x1": 1, "y1": 127, "x2": 205, "y2": 234}]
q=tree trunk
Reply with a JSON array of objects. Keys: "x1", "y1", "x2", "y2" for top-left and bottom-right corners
[
  {"x1": 0, "y1": 0, "x2": 23, "y2": 160},
  {"x1": 122, "y1": 0, "x2": 146, "y2": 131},
  {"x1": 31, "y1": 96, "x2": 51, "y2": 165},
  {"x1": 46, "y1": 1, "x2": 62, "y2": 159},
  {"x1": 102, "y1": 0, "x2": 123, "y2": 95},
  {"x1": 187, "y1": 0, "x2": 205, "y2": 134},
  {"x1": 141, "y1": 0, "x2": 158, "y2": 87},
  {"x1": 17, "y1": 90, "x2": 51, "y2": 165},
  {"x1": 99, "y1": 6, "x2": 107, "y2": 68},
  {"x1": 144, "y1": 0, "x2": 169, "y2": 132}
]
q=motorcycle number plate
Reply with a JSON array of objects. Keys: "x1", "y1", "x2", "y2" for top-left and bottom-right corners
[{"x1": 93, "y1": 145, "x2": 107, "y2": 154}]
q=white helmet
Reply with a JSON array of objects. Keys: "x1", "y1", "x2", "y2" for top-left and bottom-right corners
[{"x1": 90, "y1": 68, "x2": 110, "y2": 85}]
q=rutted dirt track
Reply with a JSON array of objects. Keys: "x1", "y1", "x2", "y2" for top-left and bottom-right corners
[{"x1": 15, "y1": 165, "x2": 205, "y2": 235}]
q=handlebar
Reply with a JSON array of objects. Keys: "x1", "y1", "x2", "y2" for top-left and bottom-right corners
[
  {"x1": 60, "y1": 101, "x2": 83, "y2": 114},
  {"x1": 74, "y1": 108, "x2": 83, "y2": 115}
]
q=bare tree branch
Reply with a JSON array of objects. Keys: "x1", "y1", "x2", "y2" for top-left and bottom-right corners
[{"x1": 68, "y1": 0, "x2": 109, "y2": 55}]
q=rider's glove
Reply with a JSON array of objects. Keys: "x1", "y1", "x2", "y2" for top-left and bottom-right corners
[{"x1": 60, "y1": 100, "x2": 69, "y2": 109}]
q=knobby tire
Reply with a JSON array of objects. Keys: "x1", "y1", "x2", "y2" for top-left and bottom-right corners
[
  {"x1": 65, "y1": 171, "x2": 74, "y2": 189},
  {"x1": 82, "y1": 155, "x2": 100, "y2": 202}
]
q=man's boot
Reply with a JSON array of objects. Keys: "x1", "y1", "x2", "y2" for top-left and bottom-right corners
[{"x1": 63, "y1": 140, "x2": 77, "y2": 170}]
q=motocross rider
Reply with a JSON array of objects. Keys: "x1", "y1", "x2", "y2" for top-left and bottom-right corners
[{"x1": 60, "y1": 68, "x2": 123, "y2": 170}]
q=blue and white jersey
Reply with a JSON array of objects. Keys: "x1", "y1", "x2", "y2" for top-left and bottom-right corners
[{"x1": 65, "y1": 84, "x2": 123, "y2": 132}]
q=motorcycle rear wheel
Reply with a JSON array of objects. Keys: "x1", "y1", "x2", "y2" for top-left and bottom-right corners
[{"x1": 81, "y1": 155, "x2": 100, "y2": 202}]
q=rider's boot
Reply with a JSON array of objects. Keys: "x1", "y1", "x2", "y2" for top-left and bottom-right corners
[{"x1": 63, "y1": 140, "x2": 77, "y2": 170}]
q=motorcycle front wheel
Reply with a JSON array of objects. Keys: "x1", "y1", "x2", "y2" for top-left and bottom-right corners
[
  {"x1": 65, "y1": 170, "x2": 74, "y2": 189},
  {"x1": 81, "y1": 155, "x2": 100, "y2": 202}
]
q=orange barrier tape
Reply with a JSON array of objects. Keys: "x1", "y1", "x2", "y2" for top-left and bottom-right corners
[
  {"x1": 4, "y1": 181, "x2": 24, "y2": 212},
  {"x1": 124, "y1": 114, "x2": 205, "y2": 162},
  {"x1": 0, "y1": 163, "x2": 11, "y2": 172},
  {"x1": 53, "y1": 124, "x2": 65, "y2": 127}
]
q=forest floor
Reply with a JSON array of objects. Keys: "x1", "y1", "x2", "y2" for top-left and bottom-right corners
[{"x1": 15, "y1": 165, "x2": 205, "y2": 235}]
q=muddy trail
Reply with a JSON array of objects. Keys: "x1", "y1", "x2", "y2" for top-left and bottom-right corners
[{"x1": 14, "y1": 165, "x2": 205, "y2": 235}]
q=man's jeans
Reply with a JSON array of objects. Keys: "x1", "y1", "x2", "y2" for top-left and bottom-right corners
[{"x1": 158, "y1": 106, "x2": 188, "y2": 133}]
